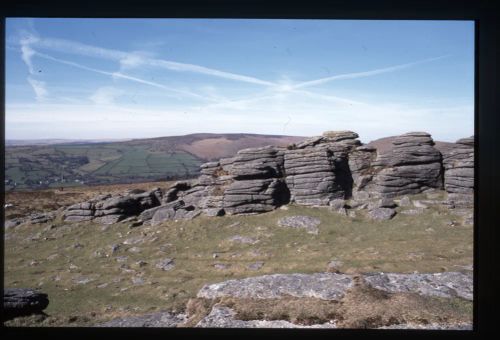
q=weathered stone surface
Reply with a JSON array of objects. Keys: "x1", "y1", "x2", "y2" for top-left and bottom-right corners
[
  {"x1": 439, "y1": 137, "x2": 474, "y2": 195},
  {"x1": 368, "y1": 208, "x2": 396, "y2": 220},
  {"x1": 197, "y1": 273, "x2": 353, "y2": 300},
  {"x1": 277, "y1": 216, "x2": 321, "y2": 234},
  {"x1": 363, "y1": 271, "x2": 473, "y2": 300},
  {"x1": 196, "y1": 306, "x2": 337, "y2": 328},
  {"x1": 64, "y1": 188, "x2": 162, "y2": 223},
  {"x1": 98, "y1": 312, "x2": 187, "y2": 327},
  {"x1": 370, "y1": 132, "x2": 443, "y2": 197},
  {"x1": 4, "y1": 288, "x2": 49, "y2": 319}
]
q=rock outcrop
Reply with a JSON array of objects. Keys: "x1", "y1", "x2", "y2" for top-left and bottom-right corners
[
  {"x1": 64, "y1": 188, "x2": 162, "y2": 224},
  {"x1": 62, "y1": 131, "x2": 474, "y2": 223},
  {"x1": 3, "y1": 288, "x2": 49, "y2": 319}
]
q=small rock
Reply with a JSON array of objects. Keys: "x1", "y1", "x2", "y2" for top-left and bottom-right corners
[
  {"x1": 277, "y1": 216, "x2": 321, "y2": 235},
  {"x1": 132, "y1": 277, "x2": 145, "y2": 285},
  {"x1": 247, "y1": 261, "x2": 264, "y2": 271},
  {"x1": 413, "y1": 200, "x2": 429, "y2": 209},
  {"x1": 368, "y1": 208, "x2": 396, "y2": 220},
  {"x1": 109, "y1": 244, "x2": 121, "y2": 253},
  {"x1": 128, "y1": 247, "x2": 141, "y2": 253},
  {"x1": 115, "y1": 256, "x2": 128, "y2": 263},
  {"x1": 400, "y1": 208, "x2": 425, "y2": 215},
  {"x1": 227, "y1": 235, "x2": 259, "y2": 245},
  {"x1": 214, "y1": 263, "x2": 230, "y2": 270},
  {"x1": 156, "y1": 258, "x2": 175, "y2": 271}
]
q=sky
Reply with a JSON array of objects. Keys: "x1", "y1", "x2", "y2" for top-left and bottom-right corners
[{"x1": 5, "y1": 18, "x2": 474, "y2": 143}]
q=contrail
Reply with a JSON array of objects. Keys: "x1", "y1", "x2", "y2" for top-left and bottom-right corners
[
  {"x1": 291, "y1": 55, "x2": 451, "y2": 89},
  {"x1": 32, "y1": 36, "x2": 276, "y2": 87},
  {"x1": 34, "y1": 51, "x2": 215, "y2": 102}
]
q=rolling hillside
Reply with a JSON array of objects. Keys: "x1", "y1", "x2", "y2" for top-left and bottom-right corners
[{"x1": 4, "y1": 133, "x2": 305, "y2": 190}]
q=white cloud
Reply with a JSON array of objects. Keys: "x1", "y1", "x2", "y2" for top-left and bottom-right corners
[
  {"x1": 89, "y1": 87, "x2": 125, "y2": 105},
  {"x1": 27, "y1": 77, "x2": 48, "y2": 101}
]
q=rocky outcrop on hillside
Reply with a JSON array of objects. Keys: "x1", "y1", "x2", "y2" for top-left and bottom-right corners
[
  {"x1": 64, "y1": 188, "x2": 162, "y2": 224},
  {"x1": 62, "y1": 130, "x2": 474, "y2": 223}
]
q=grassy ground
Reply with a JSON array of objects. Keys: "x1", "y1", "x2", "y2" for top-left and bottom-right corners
[{"x1": 3, "y1": 188, "x2": 473, "y2": 327}]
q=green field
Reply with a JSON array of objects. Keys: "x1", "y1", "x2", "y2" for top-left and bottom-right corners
[{"x1": 5, "y1": 143, "x2": 203, "y2": 190}]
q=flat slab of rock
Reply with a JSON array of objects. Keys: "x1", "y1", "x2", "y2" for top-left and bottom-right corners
[
  {"x1": 196, "y1": 306, "x2": 337, "y2": 328},
  {"x1": 97, "y1": 312, "x2": 187, "y2": 327},
  {"x1": 198, "y1": 272, "x2": 473, "y2": 302},
  {"x1": 4, "y1": 288, "x2": 49, "y2": 319},
  {"x1": 197, "y1": 273, "x2": 353, "y2": 300},
  {"x1": 363, "y1": 272, "x2": 473, "y2": 300},
  {"x1": 277, "y1": 216, "x2": 321, "y2": 234}
]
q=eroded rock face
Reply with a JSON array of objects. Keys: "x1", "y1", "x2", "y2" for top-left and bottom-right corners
[
  {"x1": 64, "y1": 189, "x2": 162, "y2": 223},
  {"x1": 3, "y1": 288, "x2": 49, "y2": 319},
  {"x1": 369, "y1": 132, "x2": 443, "y2": 198},
  {"x1": 441, "y1": 137, "x2": 474, "y2": 195},
  {"x1": 284, "y1": 131, "x2": 360, "y2": 206}
]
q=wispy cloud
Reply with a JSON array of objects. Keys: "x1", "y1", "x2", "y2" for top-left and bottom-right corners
[
  {"x1": 89, "y1": 86, "x2": 125, "y2": 105},
  {"x1": 27, "y1": 77, "x2": 48, "y2": 101},
  {"x1": 19, "y1": 31, "x2": 39, "y2": 74}
]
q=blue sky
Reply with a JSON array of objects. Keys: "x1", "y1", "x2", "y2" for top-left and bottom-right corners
[{"x1": 5, "y1": 18, "x2": 474, "y2": 143}]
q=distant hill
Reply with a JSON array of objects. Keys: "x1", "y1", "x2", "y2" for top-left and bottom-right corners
[
  {"x1": 5, "y1": 138, "x2": 132, "y2": 146},
  {"x1": 4, "y1": 133, "x2": 306, "y2": 190}
]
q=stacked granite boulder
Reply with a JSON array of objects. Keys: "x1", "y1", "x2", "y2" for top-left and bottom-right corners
[
  {"x1": 368, "y1": 132, "x2": 444, "y2": 198},
  {"x1": 284, "y1": 131, "x2": 360, "y2": 206},
  {"x1": 222, "y1": 146, "x2": 289, "y2": 215},
  {"x1": 64, "y1": 188, "x2": 162, "y2": 224}
]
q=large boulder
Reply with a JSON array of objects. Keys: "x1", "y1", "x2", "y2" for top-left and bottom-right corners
[
  {"x1": 370, "y1": 132, "x2": 443, "y2": 197},
  {"x1": 3, "y1": 288, "x2": 49, "y2": 319}
]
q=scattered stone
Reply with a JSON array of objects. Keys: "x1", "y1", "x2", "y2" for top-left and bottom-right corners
[
  {"x1": 277, "y1": 216, "x2": 321, "y2": 235},
  {"x1": 156, "y1": 258, "x2": 175, "y2": 271},
  {"x1": 131, "y1": 277, "x2": 145, "y2": 285},
  {"x1": 214, "y1": 263, "x2": 230, "y2": 270},
  {"x1": 4, "y1": 218, "x2": 23, "y2": 229},
  {"x1": 97, "y1": 311, "x2": 187, "y2": 327},
  {"x1": 247, "y1": 261, "x2": 265, "y2": 270},
  {"x1": 413, "y1": 200, "x2": 429, "y2": 209},
  {"x1": 3, "y1": 288, "x2": 49, "y2": 319},
  {"x1": 128, "y1": 247, "x2": 141, "y2": 253},
  {"x1": 227, "y1": 235, "x2": 259, "y2": 245},
  {"x1": 73, "y1": 277, "x2": 94, "y2": 285},
  {"x1": 400, "y1": 208, "x2": 425, "y2": 215},
  {"x1": 368, "y1": 208, "x2": 396, "y2": 220},
  {"x1": 115, "y1": 256, "x2": 128, "y2": 263}
]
